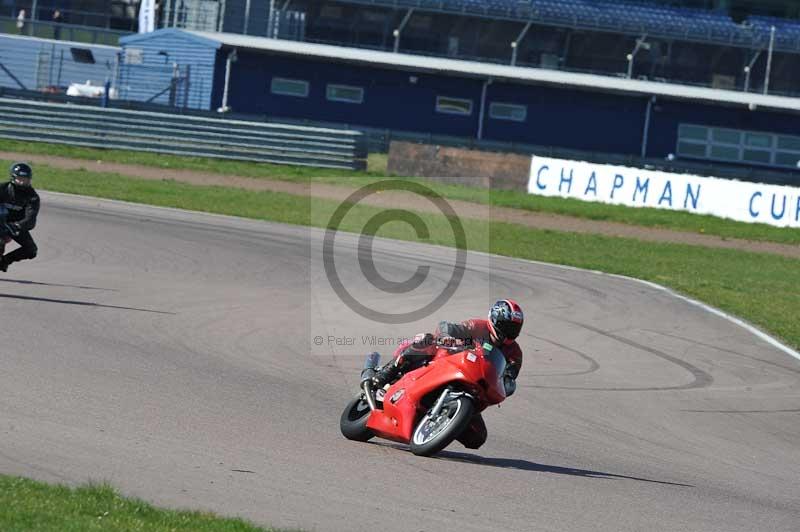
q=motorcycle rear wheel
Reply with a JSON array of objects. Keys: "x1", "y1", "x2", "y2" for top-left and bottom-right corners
[
  {"x1": 410, "y1": 396, "x2": 474, "y2": 456},
  {"x1": 340, "y1": 395, "x2": 374, "y2": 442}
]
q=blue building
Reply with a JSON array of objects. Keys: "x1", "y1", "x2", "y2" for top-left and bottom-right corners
[
  {"x1": 0, "y1": 33, "x2": 119, "y2": 91},
  {"x1": 118, "y1": 28, "x2": 800, "y2": 172}
]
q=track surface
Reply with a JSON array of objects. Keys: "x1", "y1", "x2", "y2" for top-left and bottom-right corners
[{"x1": 1, "y1": 193, "x2": 798, "y2": 532}]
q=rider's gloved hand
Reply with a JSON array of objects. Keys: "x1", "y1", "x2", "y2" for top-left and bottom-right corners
[
  {"x1": 7, "y1": 223, "x2": 19, "y2": 237},
  {"x1": 438, "y1": 335, "x2": 461, "y2": 348},
  {"x1": 412, "y1": 332, "x2": 435, "y2": 349}
]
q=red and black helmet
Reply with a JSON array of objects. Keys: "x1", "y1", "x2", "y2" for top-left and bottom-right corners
[{"x1": 488, "y1": 299, "x2": 524, "y2": 344}]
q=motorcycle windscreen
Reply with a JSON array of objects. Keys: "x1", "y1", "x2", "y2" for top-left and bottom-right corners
[{"x1": 482, "y1": 344, "x2": 507, "y2": 394}]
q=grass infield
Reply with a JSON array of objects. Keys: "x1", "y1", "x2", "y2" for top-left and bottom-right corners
[
  {"x1": 2, "y1": 140, "x2": 798, "y2": 245},
  {"x1": 0, "y1": 475, "x2": 294, "y2": 532}
]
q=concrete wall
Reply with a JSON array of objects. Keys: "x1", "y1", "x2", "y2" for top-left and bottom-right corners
[{"x1": 387, "y1": 141, "x2": 530, "y2": 191}]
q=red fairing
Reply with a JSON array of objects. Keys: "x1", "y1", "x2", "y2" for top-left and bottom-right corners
[{"x1": 365, "y1": 344, "x2": 507, "y2": 443}]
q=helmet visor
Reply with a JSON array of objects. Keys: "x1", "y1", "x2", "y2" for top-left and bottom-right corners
[
  {"x1": 12, "y1": 176, "x2": 31, "y2": 187},
  {"x1": 497, "y1": 320, "x2": 522, "y2": 341}
]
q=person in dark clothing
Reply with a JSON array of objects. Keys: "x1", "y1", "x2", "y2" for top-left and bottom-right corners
[
  {"x1": 52, "y1": 9, "x2": 63, "y2": 40},
  {"x1": 0, "y1": 163, "x2": 40, "y2": 273},
  {"x1": 364, "y1": 299, "x2": 525, "y2": 449}
]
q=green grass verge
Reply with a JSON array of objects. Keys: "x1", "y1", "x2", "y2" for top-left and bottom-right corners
[
  {"x1": 0, "y1": 139, "x2": 389, "y2": 179},
  {"x1": 0, "y1": 475, "x2": 292, "y2": 532},
  {"x1": 21, "y1": 162, "x2": 800, "y2": 351},
  {"x1": 2, "y1": 139, "x2": 798, "y2": 245}
]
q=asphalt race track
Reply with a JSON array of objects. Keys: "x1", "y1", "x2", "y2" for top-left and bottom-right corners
[{"x1": 1, "y1": 193, "x2": 799, "y2": 532}]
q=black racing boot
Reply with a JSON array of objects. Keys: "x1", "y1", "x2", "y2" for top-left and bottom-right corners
[
  {"x1": 0, "y1": 258, "x2": 8, "y2": 273},
  {"x1": 370, "y1": 361, "x2": 403, "y2": 388}
]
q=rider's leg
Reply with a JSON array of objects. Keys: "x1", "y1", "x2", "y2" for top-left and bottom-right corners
[
  {"x1": 457, "y1": 413, "x2": 488, "y2": 449},
  {"x1": 1, "y1": 231, "x2": 37, "y2": 270},
  {"x1": 371, "y1": 342, "x2": 433, "y2": 387}
]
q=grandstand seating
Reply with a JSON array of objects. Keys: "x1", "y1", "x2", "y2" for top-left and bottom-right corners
[
  {"x1": 748, "y1": 15, "x2": 800, "y2": 49},
  {"x1": 335, "y1": 0, "x2": 797, "y2": 51}
]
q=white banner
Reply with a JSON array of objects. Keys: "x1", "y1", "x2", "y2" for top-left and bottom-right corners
[
  {"x1": 138, "y1": 0, "x2": 156, "y2": 33},
  {"x1": 528, "y1": 155, "x2": 800, "y2": 229}
]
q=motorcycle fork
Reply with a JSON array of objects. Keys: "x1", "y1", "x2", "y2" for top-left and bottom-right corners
[
  {"x1": 361, "y1": 380, "x2": 379, "y2": 412},
  {"x1": 429, "y1": 388, "x2": 476, "y2": 419},
  {"x1": 429, "y1": 387, "x2": 452, "y2": 419}
]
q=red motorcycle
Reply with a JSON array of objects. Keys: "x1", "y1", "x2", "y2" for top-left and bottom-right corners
[{"x1": 340, "y1": 339, "x2": 508, "y2": 456}]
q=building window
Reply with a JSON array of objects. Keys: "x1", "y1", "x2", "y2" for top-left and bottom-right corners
[
  {"x1": 677, "y1": 141, "x2": 707, "y2": 158},
  {"x1": 710, "y1": 128, "x2": 740, "y2": 145},
  {"x1": 710, "y1": 145, "x2": 740, "y2": 161},
  {"x1": 775, "y1": 152, "x2": 800, "y2": 167},
  {"x1": 677, "y1": 123, "x2": 800, "y2": 169},
  {"x1": 745, "y1": 132, "x2": 773, "y2": 149},
  {"x1": 777, "y1": 136, "x2": 800, "y2": 151},
  {"x1": 271, "y1": 77, "x2": 309, "y2": 98},
  {"x1": 489, "y1": 102, "x2": 527, "y2": 122},
  {"x1": 436, "y1": 96, "x2": 473, "y2": 116},
  {"x1": 679, "y1": 124, "x2": 708, "y2": 141},
  {"x1": 326, "y1": 84, "x2": 364, "y2": 104},
  {"x1": 743, "y1": 149, "x2": 771, "y2": 164}
]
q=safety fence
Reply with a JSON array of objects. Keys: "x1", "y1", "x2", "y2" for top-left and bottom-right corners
[
  {"x1": 0, "y1": 16, "x2": 127, "y2": 46},
  {"x1": 0, "y1": 97, "x2": 368, "y2": 170}
]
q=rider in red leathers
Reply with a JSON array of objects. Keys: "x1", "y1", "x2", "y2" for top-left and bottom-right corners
[{"x1": 367, "y1": 300, "x2": 525, "y2": 449}]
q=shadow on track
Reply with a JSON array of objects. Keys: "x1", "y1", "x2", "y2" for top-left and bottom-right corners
[
  {"x1": 0, "y1": 278, "x2": 118, "y2": 292},
  {"x1": 435, "y1": 450, "x2": 693, "y2": 487},
  {"x1": 0, "y1": 293, "x2": 174, "y2": 315},
  {"x1": 370, "y1": 442, "x2": 691, "y2": 487}
]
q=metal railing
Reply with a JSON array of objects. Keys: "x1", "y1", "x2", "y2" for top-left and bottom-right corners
[
  {"x1": 0, "y1": 96, "x2": 368, "y2": 170},
  {"x1": 0, "y1": 16, "x2": 129, "y2": 45},
  {"x1": 267, "y1": 115, "x2": 799, "y2": 186},
  {"x1": 1, "y1": 90, "x2": 796, "y2": 184},
  {"x1": 1, "y1": 4, "x2": 138, "y2": 32}
]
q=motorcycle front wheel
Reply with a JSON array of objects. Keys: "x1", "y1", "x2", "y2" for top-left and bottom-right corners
[
  {"x1": 410, "y1": 396, "x2": 474, "y2": 456},
  {"x1": 340, "y1": 395, "x2": 374, "y2": 442}
]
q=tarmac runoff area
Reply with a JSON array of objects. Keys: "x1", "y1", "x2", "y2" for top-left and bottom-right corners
[{"x1": 0, "y1": 192, "x2": 798, "y2": 532}]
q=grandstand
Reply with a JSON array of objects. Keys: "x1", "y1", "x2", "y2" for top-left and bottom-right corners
[
  {"x1": 2, "y1": 1, "x2": 800, "y2": 94},
  {"x1": 1, "y1": 0, "x2": 800, "y2": 181},
  {"x1": 288, "y1": 0, "x2": 800, "y2": 95}
]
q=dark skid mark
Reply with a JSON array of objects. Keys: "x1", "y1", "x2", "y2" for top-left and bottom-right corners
[
  {"x1": 435, "y1": 450, "x2": 693, "y2": 487},
  {"x1": 645, "y1": 329, "x2": 800, "y2": 376},
  {"x1": 0, "y1": 293, "x2": 174, "y2": 315},
  {"x1": 231, "y1": 469, "x2": 256, "y2": 474},
  {"x1": 682, "y1": 409, "x2": 800, "y2": 414},
  {"x1": 528, "y1": 317, "x2": 713, "y2": 392},
  {"x1": 524, "y1": 333, "x2": 600, "y2": 377},
  {"x1": 0, "y1": 278, "x2": 118, "y2": 292}
]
